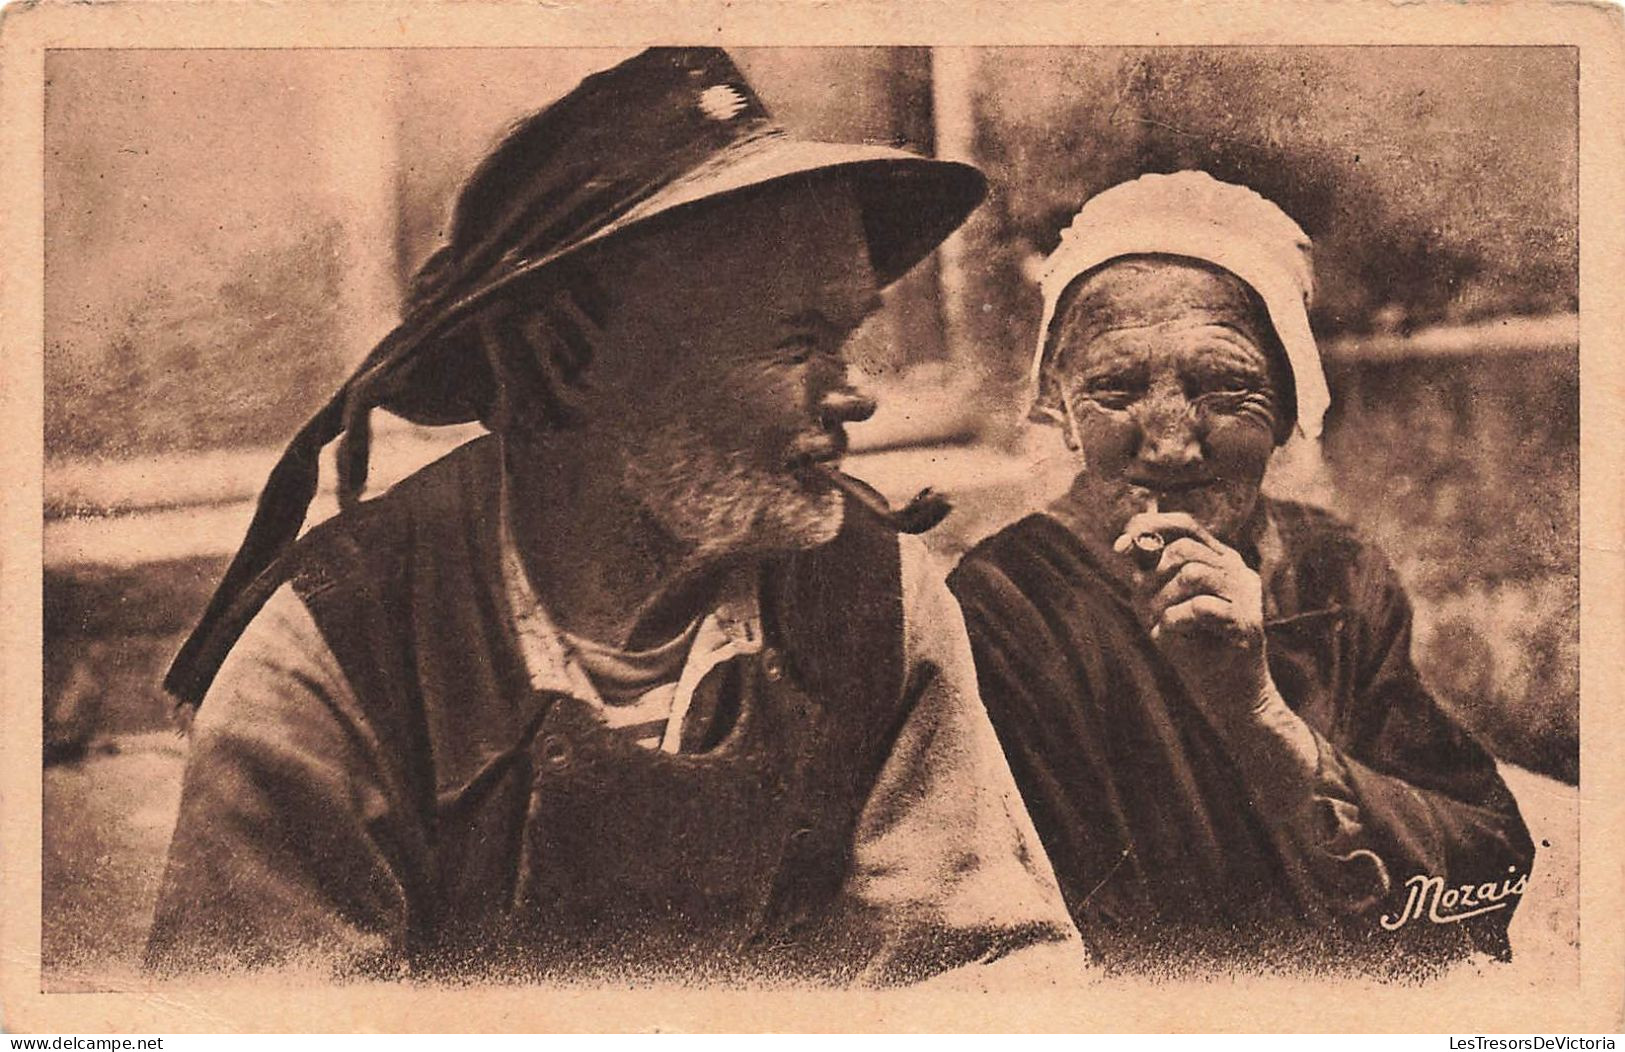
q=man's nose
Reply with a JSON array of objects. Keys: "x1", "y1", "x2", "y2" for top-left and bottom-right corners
[
  {"x1": 818, "y1": 386, "x2": 877, "y2": 426},
  {"x1": 1134, "y1": 393, "x2": 1202, "y2": 467}
]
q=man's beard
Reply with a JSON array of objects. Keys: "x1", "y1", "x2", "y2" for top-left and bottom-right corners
[{"x1": 619, "y1": 419, "x2": 844, "y2": 562}]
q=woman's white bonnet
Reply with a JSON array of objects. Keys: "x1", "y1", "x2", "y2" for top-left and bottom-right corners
[{"x1": 1031, "y1": 170, "x2": 1331, "y2": 442}]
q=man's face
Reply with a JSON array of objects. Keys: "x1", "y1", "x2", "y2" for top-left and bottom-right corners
[
  {"x1": 578, "y1": 180, "x2": 882, "y2": 558},
  {"x1": 1046, "y1": 257, "x2": 1284, "y2": 546}
]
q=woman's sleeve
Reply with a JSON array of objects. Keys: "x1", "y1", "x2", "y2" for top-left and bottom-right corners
[
  {"x1": 1299, "y1": 544, "x2": 1536, "y2": 955},
  {"x1": 144, "y1": 584, "x2": 424, "y2": 978}
]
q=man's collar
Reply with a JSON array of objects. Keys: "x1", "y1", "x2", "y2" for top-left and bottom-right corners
[{"x1": 497, "y1": 471, "x2": 762, "y2": 700}]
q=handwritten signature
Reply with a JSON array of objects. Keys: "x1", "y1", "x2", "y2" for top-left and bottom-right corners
[{"x1": 1379, "y1": 867, "x2": 1529, "y2": 931}]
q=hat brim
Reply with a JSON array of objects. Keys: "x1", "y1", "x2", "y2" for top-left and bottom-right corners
[
  {"x1": 378, "y1": 136, "x2": 987, "y2": 426},
  {"x1": 582, "y1": 136, "x2": 989, "y2": 287}
]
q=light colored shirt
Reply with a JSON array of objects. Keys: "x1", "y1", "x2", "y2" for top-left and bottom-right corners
[{"x1": 497, "y1": 494, "x2": 764, "y2": 752}]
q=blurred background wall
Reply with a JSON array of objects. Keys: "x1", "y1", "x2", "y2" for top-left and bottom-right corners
[{"x1": 40, "y1": 46, "x2": 1578, "y2": 986}]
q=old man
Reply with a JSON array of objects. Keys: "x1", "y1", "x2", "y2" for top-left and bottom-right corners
[
  {"x1": 146, "y1": 48, "x2": 1078, "y2": 984},
  {"x1": 948, "y1": 172, "x2": 1534, "y2": 976}
]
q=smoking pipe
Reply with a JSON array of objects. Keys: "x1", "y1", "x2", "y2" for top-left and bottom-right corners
[
  {"x1": 814, "y1": 465, "x2": 952, "y2": 535},
  {"x1": 1131, "y1": 531, "x2": 1167, "y2": 571}
]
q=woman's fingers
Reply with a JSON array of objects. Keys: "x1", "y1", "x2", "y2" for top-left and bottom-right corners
[
  {"x1": 1154, "y1": 537, "x2": 1223, "y2": 576},
  {"x1": 1115, "y1": 510, "x2": 1222, "y2": 553},
  {"x1": 1149, "y1": 594, "x2": 1239, "y2": 641},
  {"x1": 1154, "y1": 560, "x2": 1231, "y2": 608},
  {"x1": 1145, "y1": 561, "x2": 1234, "y2": 631},
  {"x1": 1114, "y1": 512, "x2": 1259, "y2": 645}
]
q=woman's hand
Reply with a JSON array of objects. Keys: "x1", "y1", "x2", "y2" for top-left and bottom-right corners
[
  {"x1": 1114, "y1": 511, "x2": 1318, "y2": 797},
  {"x1": 1115, "y1": 511, "x2": 1270, "y2": 720}
]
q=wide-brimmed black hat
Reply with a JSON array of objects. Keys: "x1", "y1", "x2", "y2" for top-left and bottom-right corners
[{"x1": 165, "y1": 46, "x2": 987, "y2": 705}]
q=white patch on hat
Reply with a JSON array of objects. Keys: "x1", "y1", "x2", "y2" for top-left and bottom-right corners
[{"x1": 699, "y1": 84, "x2": 748, "y2": 122}]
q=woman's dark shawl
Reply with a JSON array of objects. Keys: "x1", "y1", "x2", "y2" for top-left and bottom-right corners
[{"x1": 948, "y1": 501, "x2": 1534, "y2": 977}]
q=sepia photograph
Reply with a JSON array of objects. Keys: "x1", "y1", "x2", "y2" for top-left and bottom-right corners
[{"x1": 3, "y1": 0, "x2": 1622, "y2": 1035}]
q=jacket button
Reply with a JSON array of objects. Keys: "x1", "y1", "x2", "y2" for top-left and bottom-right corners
[
  {"x1": 537, "y1": 734, "x2": 572, "y2": 769},
  {"x1": 761, "y1": 648, "x2": 785, "y2": 681}
]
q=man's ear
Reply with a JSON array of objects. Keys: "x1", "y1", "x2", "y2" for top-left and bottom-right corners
[{"x1": 476, "y1": 280, "x2": 608, "y2": 436}]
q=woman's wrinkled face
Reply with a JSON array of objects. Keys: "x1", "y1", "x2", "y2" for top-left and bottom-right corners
[{"x1": 1045, "y1": 257, "x2": 1284, "y2": 546}]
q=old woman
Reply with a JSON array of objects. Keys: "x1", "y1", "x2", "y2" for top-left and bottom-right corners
[{"x1": 948, "y1": 172, "x2": 1534, "y2": 975}]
